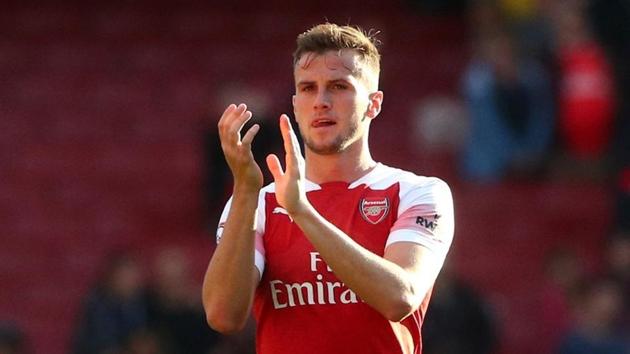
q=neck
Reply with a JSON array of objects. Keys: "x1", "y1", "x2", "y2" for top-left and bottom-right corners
[{"x1": 304, "y1": 139, "x2": 377, "y2": 184}]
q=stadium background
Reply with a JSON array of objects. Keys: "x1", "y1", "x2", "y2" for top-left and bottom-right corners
[{"x1": 1, "y1": 0, "x2": 626, "y2": 353}]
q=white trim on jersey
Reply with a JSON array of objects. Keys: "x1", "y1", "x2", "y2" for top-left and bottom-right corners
[
  {"x1": 216, "y1": 189, "x2": 269, "y2": 278},
  {"x1": 254, "y1": 250, "x2": 265, "y2": 277}
]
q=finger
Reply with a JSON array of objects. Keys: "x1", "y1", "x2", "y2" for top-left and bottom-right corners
[
  {"x1": 218, "y1": 104, "x2": 237, "y2": 129},
  {"x1": 279, "y1": 115, "x2": 303, "y2": 173},
  {"x1": 218, "y1": 103, "x2": 243, "y2": 136},
  {"x1": 235, "y1": 109, "x2": 253, "y2": 135},
  {"x1": 227, "y1": 109, "x2": 253, "y2": 144},
  {"x1": 266, "y1": 154, "x2": 285, "y2": 181},
  {"x1": 221, "y1": 103, "x2": 247, "y2": 126},
  {"x1": 286, "y1": 116, "x2": 302, "y2": 157},
  {"x1": 222, "y1": 103, "x2": 237, "y2": 117},
  {"x1": 234, "y1": 103, "x2": 247, "y2": 114},
  {"x1": 241, "y1": 124, "x2": 260, "y2": 146},
  {"x1": 229, "y1": 102, "x2": 248, "y2": 124},
  {"x1": 279, "y1": 114, "x2": 297, "y2": 157}
]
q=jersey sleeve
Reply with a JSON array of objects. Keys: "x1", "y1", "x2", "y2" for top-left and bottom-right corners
[
  {"x1": 216, "y1": 192, "x2": 267, "y2": 277},
  {"x1": 386, "y1": 177, "x2": 454, "y2": 260}
]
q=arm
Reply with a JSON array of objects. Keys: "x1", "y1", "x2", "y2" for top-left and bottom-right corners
[
  {"x1": 266, "y1": 116, "x2": 452, "y2": 321},
  {"x1": 202, "y1": 104, "x2": 263, "y2": 334},
  {"x1": 292, "y1": 208, "x2": 444, "y2": 321}
]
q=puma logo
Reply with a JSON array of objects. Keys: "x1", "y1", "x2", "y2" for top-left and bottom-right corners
[{"x1": 273, "y1": 207, "x2": 293, "y2": 222}]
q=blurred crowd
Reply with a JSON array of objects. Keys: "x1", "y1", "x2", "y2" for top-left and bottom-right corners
[
  {"x1": 67, "y1": 247, "x2": 255, "y2": 354},
  {"x1": 458, "y1": 0, "x2": 627, "y2": 183},
  {"x1": 458, "y1": 0, "x2": 630, "y2": 235},
  {"x1": 456, "y1": 1, "x2": 630, "y2": 353},
  {"x1": 540, "y1": 235, "x2": 630, "y2": 354}
]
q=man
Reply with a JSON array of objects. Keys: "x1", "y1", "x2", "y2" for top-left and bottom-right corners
[{"x1": 202, "y1": 23, "x2": 454, "y2": 354}]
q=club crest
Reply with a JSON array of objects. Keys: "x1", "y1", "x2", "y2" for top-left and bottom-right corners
[{"x1": 360, "y1": 197, "x2": 390, "y2": 224}]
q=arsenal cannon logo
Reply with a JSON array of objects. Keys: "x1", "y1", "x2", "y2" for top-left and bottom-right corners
[{"x1": 359, "y1": 197, "x2": 390, "y2": 224}]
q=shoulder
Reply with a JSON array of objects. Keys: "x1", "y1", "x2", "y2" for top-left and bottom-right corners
[
  {"x1": 377, "y1": 164, "x2": 451, "y2": 197},
  {"x1": 373, "y1": 165, "x2": 452, "y2": 215}
]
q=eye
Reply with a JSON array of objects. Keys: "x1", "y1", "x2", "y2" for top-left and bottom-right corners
[
  {"x1": 332, "y1": 83, "x2": 348, "y2": 90},
  {"x1": 299, "y1": 85, "x2": 314, "y2": 92}
]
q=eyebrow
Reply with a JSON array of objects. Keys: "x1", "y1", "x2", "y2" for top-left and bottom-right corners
[{"x1": 296, "y1": 78, "x2": 353, "y2": 87}]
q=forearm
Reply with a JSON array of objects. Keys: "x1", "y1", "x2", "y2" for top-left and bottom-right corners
[
  {"x1": 291, "y1": 205, "x2": 423, "y2": 321},
  {"x1": 202, "y1": 187, "x2": 260, "y2": 333}
]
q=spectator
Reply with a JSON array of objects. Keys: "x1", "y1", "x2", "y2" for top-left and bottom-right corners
[
  {"x1": 145, "y1": 247, "x2": 221, "y2": 354},
  {"x1": 538, "y1": 248, "x2": 585, "y2": 353},
  {"x1": 588, "y1": 0, "x2": 630, "y2": 173},
  {"x1": 588, "y1": 0, "x2": 630, "y2": 224},
  {"x1": 614, "y1": 168, "x2": 630, "y2": 232},
  {"x1": 558, "y1": 278, "x2": 629, "y2": 354},
  {"x1": 422, "y1": 262, "x2": 497, "y2": 354},
  {"x1": 122, "y1": 328, "x2": 166, "y2": 354},
  {"x1": 468, "y1": 0, "x2": 505, "y2": 39},
  {"x1": 549, "y1": 0, "x2": 615, "y2": 167},
  {"x1": 501, "y1": 0, "x2": 554, "y2": 66},
  {"x1": 0, "y1": 322, "x2": 27, "y2": 354},
  {"x1": 411, "y1": 95, "x2": 469, "y2": 153},
  {"x1": 206, "y1": 317, "x2": 256, "y2": 354},
  {"x1": 71, "y1": 252, "x2": 148, "y2": 354},
  {"x1": 461, "y1": 28, "x2": 554, "y2": 182},
  {"x1": 604, "y1": 234, "x2": 630, "y2": 335}
]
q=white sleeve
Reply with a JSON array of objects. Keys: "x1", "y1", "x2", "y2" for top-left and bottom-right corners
[
  {"x1": 386, "y1": 178, "x2": 454, "y2": 262},
  {"x1": 216, "y1": 192, "x2": 267, "y2": 276}
]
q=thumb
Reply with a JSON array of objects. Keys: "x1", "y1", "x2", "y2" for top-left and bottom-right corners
[{"x1": 266, "y1": 154, "x2": 285, "y2": 181}]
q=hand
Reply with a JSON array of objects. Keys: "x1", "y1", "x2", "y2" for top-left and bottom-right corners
[
  {"x1": 218, "y1": 103, "x2": 263, "y2": 192},
  {"x1": 266, "y1": 115, "x2": 309, "y2": 215}
]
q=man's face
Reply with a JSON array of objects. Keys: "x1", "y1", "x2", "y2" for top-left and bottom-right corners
[{"x1": 292, "y1": 50, "x2": 381, "y2": 155}]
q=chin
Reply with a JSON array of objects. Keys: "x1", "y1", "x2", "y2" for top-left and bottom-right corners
[
  {"x1": 306, "y1": 145, "x2": 341, "y2": 155},
  {"x1": 305, "y1": 140, "x2": 344, "y2": 155}
]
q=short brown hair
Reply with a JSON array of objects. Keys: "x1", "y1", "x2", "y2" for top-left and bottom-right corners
[{"x1": 293, "y1": 23, "x2": 381, "y2": 84}]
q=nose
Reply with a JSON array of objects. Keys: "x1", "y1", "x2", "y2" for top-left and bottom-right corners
[{"x1": 313, "y1": 89, "x2": 331, "y2": 110}]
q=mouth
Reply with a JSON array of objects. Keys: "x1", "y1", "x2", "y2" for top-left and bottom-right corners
[{"x1": 311, "y1": 118, "x2": 336, "y2": 128}]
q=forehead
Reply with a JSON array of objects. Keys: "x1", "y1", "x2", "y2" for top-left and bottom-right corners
[{"x1": 294, "y1": 50, "x2": 362, "y2": 80}]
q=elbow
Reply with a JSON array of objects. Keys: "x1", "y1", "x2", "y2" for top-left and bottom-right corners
[
  {"x1": 205, "y1": 308, "x2": 247, "y2": 335},
  {"x1": 383, "y1": 305, "x2": 414, "y2": 323},
  {"x1": 383, "y1": 295, "x2": 418, "y2": 322}
]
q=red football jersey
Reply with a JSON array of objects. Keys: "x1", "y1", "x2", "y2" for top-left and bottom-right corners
[{"x1": 217, "y1": 163, "x2": 454, "y2": 354}]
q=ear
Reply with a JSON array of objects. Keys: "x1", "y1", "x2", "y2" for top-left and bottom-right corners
[{"x1": 366, "y1": 91, "x2": 384, "y2": 119}]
